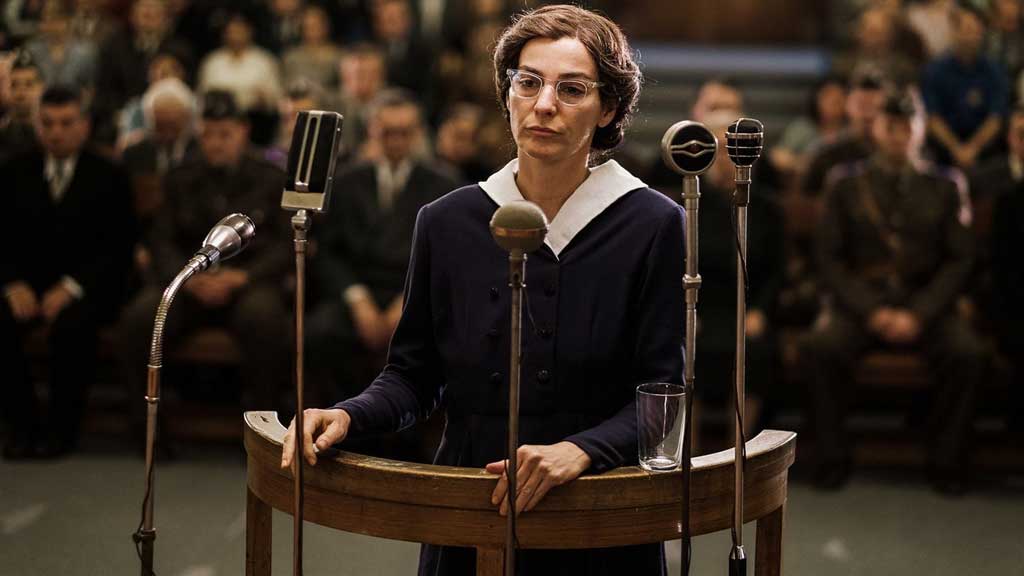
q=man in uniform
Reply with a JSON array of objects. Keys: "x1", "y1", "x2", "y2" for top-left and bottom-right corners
[
  {"x1": 117, "y1": 90, "x2": 290, "y2": 439},
  {"x1": 801, "y1": 90, "x2": 984, "y2": 494}
]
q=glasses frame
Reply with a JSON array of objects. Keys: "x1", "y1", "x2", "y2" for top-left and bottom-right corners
[{"x1": 506, "y1": 68, "x2": 605, "y2": 107}]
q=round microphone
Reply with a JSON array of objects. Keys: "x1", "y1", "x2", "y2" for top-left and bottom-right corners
[
  {"x1": 661, "y1": 121, "x2": 718, "y2": 176},
  {"x1": 490, "y1": 201, "x2": 548, "y2": 253},
  {"x1": 725, "y1": 118, "x2": 764, "y2": 167},
  {"x1": 197, "y1": 213, "x2": 256, "y2": 267}
]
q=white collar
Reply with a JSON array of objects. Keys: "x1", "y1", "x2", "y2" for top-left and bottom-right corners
[
  {"x1": 45, "y1": 154, "x2": 78, "y2": 179},
  {"x1": 478, "y1": 158, "x2": 646, "y2": 258},
  {"x1": 1009, "y1": 153, "x2": 1024, "y2": 182}
]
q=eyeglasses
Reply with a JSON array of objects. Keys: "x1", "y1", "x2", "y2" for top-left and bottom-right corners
[{"x1": 506, "y1": 69, "x2": 604, "y2": 107}]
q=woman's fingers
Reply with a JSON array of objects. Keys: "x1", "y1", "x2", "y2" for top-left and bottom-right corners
[
  {"x1": 280, "y1": 419, "x2": 297, "y2": 469},
  {"x1": 488, "y1": 460, "x2": 508, "y2": 505},
  {"x1": 523, "y1": 476, "x2": 556, "y2": 512}
]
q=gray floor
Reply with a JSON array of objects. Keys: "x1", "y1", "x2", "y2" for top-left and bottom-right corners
[{"x1": 2, "y1": 444, "x2": 1023, "y2": 576}]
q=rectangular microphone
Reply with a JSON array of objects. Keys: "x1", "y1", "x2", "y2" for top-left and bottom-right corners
[{"x1": 281, "y1": 110, "x2": 344, "y2": 213}]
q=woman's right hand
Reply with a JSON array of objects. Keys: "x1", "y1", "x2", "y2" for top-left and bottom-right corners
[{"x1": 280, "y1": 408, "x2": 351, "y2": 469}]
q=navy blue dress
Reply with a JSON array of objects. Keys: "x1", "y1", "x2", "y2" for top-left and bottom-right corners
[{"x1": 335, "y1": 162, "x2": 686, "y2": 575}]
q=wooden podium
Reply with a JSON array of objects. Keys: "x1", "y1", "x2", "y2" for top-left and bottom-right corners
[{"x1": 244, "y1": 412, "x2": 796, "y2": 575}]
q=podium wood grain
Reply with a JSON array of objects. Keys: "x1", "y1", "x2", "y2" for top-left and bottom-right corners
[{"x1": 244, "y1": 412, "x2": 796, "y2": 575}]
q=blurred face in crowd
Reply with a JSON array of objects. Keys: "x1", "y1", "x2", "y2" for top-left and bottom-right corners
[
  {"x1": 340, "y1": 51, "x2": 385, "y2": 101},
  {"x1": 374, "y1": 0, "x2": 412, "y2": 42},
  {"x1": 705, "y1": 110, "x2": 739, "y2": 188},
  {"x1": 9, "y1": 67, "x2": 43, "y2": 119},
  {"x1": 846, "y1": 86, "x2": 885, "y2": 136},
  {"x1": 817, "y1": 81, "x2": 847, "y2": 126},
  {"x1": 471, "y1": 0, "x2": 502, "y2": 19},
  {"x1": 301, "y1": 6, "x2": 331, "y2": 45},
  {"x1": 148, "y1": 54, "x2": 185, "y2": 84},
  {"x1": 1007, "y1": 111, "x2": 1024, "y2": 159},
  {"x1": 37, "y1": 101, "x2": 89, "y2": 159},
  {"x1": 278, "y1": 94, "x2": 316, "y2": 143},
  {"x1": 692, "y1": 81, "x2": 743, "y2": 123},
  {"x1": 507, "y1": 37, "x2": 614, "y2": 165},
  {"x1": 992, "y1": 0, "x2": 1021, "y2": 31},
  {"x1": 272, "y1": 0, "x2": 302, "y2": 16},
  {"x1": 857, "y1": 8, "x2": 894, "y2": 53},
  {"x1": 953, "y1": 9, "x2": 986, "y2": 59},
  {"x1": 132, "y1": 0, "x2": 167, "y2": 36},
  {"x1": 872, "y1": 113, "x2": 915, "y2": 166},
  {"x1": 151, "y1": 96, "x2": 190, "y2": 145},
  {"x1": 38, "y1": 4, "x2": 71, "y2": 42},
  {"x1": 199, "y1": 118, "x2": 249, "y2": 167},
  {"x1": 224, "y1": 17, "x2": 253, "y2": 52},
  {"x1": 370, "y1": 102, "x2": 422, "y2": 165},
  {"x1": 437, "y1": 112, "x2": 481, "y2": 164}
]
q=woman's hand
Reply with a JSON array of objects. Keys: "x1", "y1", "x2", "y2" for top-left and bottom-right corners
[
  {"x1": 281, "y1": 408, "x2": 351, "y2": 469},
  {"x1": 485, "y1": 442, "x2": 592, "y2": 516}
]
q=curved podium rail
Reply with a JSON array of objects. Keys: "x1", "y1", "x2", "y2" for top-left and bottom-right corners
[{"x1": 244, "y1": 411, "x2": 796, "y2": 575}]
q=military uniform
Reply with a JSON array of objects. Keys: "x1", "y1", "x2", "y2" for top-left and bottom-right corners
[
  {"x1": 117, "y1": 153, "x2": 292, "y2": 419},
  {"x1": 801, "y1": 157, "x2": 983, "y2": 484}
]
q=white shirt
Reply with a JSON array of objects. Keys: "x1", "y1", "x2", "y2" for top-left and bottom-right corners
[
  {"x1": 478, "y1": 158, "x2": 646, "y2": 259},
  {"x1": 197, "y1": 48, "x2": 283, "y2": 111},
  {"x1": 44, "y1": 154, "x2": 77, "y2": 203},
  {"x1": 376, "y1": 159, "x2": 413, "y2": 212}
]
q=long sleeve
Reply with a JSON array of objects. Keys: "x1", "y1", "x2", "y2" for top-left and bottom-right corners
[
  {"x1": 817, "y1": 182, "x2": 887, "y2": 319},
  {"x1": 150, "y1": 169, "x2": 190, "y2": 284},
  {"x1": 908, "y1": 183, "x2": 975, "y2": 326},
  {"x1": 564, "y1": 206, "x2": 687, "y2": 473},
  {"x1": 334, "y1": 203, "x2": 445, "y2": 435}
]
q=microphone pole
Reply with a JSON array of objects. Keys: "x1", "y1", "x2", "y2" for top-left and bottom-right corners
[
  {"x1": 724, "y1": 118, "x2": 764, "y2": 576},
  {"x1": 661, "y1": 121, "x2": 718, "y2": 576},
  {"x1": 280, "y1": 110, "x2": 344, "y2": 576},
  {"x1": 134, "y1": 213, "x2": 256, "y2": 576},
  {"x1": 490, "y1": 201, "x2": 549, "y2": 576}
]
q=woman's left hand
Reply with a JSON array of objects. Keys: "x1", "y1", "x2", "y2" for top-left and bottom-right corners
[{"x1": 485, "y1": 442, "x2": 592, "y2": 516}]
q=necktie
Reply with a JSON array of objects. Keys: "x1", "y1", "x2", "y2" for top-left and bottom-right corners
[{"x1": 50, "y1": 161, "x2": 69, "y2": 202}]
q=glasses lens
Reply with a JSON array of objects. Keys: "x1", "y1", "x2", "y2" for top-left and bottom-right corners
[
  {"x1": 512, "y1": 72, "x2": 541, "y2": 98},
  {"x1": 557, "y1": 81, "x2": 589, "y2": 105}
]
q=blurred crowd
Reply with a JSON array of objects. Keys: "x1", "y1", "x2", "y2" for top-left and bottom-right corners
[{"x1": 0, "y1": 0, "x2": 1021, "y2": 495}]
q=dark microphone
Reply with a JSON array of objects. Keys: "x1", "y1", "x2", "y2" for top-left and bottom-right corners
[
  {"x1": 725, "y1": 118, "x2": 764, "y2": 206},
  {"x1": 193, "y1": 213, "x2": 256, "y2": 272},
  {"x1": 281, "y1": 110, "x2": 344, "y2": 213},
  {"x1": 490, "y1": 201, "x2": 549, "y2": 254}
]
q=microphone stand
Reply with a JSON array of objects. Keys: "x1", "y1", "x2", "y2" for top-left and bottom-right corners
[
  {"x1": 680, "y1": 173, "x2": 701, "y2": 576},
  {"x1": 291, "y1": 209, "x2": 310, "y2": 576},
  {"x1": 134, "y1": 253, "x2": 209, "y2": 576},
  {"x1": 505, "y1": 246, "x2": 527, "y2": 576},
  {"x1": 730, "y1": 163, "x2": 750, "y2": 576}
]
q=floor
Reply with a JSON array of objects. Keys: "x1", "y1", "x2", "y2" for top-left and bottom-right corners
[{"x1": 2, "y1": 438, "x2": 1023, "y2": 576}]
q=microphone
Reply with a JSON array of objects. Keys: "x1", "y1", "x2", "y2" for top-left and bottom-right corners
[
  {"x1": 725, "y1": 118, "x2": 764, "y2": 206},
  {"x1": 489, "y1": 201, "x2": 549, "y2": 254},
  {"x1": 193, "y1": 213, "x2": 256, "y2": 272},
  {"x1": 489, "y1": 199, "x2": 548, "y2": 576},
  {"x1": 661, "y1": 120, "x2": 718, "y2": 177},
  {"x1": 281, "y1": 110, "x2": 344, "y2": 213}
]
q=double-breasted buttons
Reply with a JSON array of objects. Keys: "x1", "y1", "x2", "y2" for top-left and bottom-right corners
[
  {"x1": 490, "y1": 372, "x2": 503, "y2": 385},
  {"x1": 536, "y1": 370, "x2": 550, "y2": 384},
  {"x1": 489, "y1": 287, "x2": 500, "y2": 300}
]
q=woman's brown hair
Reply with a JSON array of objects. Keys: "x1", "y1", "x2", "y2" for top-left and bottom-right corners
[{"x1": 492, "y1": 5, "x2": 642, "y2": 155}]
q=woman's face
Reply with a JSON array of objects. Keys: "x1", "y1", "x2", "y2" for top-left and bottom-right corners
[
  {"x1": 817, "y1": 82, "x2": 847, "y2": 124},
  {"x1": 508, "y1": 37, "x2": 614, "y2": 165}
]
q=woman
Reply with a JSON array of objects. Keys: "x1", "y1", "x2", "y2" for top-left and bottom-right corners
[
  {"x1": 770, "y1": 76, "x2": 847, "y2": 182},
  {"x1": 282, "y1": 5, "x2": 685, "y2": 574}
]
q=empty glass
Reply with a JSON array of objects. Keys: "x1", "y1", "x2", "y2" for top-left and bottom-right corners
[{"x1": 636, "y1": 383, "x2": 686, "y2": 472}]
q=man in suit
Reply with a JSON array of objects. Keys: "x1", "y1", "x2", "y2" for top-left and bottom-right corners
[
  {"x1": 308, "y1": 89, "x2": 455, "y2": 404},
  {"x1": 116, "y1": 90, "x2": 291, "y2": 440},
  {"x1": 0, "y1": 85, "x2": 136, "y2": 459},
  {"x1": 0, "y1": 50, "x2": 43, "y2": 164},
  {"x1": 800, "y1": 90, "x2": 983, "y2": 494}
]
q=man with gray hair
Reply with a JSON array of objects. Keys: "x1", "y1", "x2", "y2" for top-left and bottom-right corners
[{"x1": 122, "y1": 77, "x2": 197, "y2": 177}]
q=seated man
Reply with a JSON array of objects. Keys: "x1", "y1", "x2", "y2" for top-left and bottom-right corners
[
  {"x1": 0, "y1": 50, "x2": 43, "y2": 164},
  {"x1": 1, "y1": 85, "x2": 135, "y2": 458},
  {"x1": 307, "y1": 89, "x2": 455, "y2": 403},
  {"x1": 801, "y1": 90, "x2": 984, "y2": 494},
  {"x1": 117, "y1": 90, "x2": 290, "y2": 438}
]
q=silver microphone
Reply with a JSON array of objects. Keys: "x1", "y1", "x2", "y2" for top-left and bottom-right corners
[
  {"x1": 725, "y1": 118, "x2": 764, "y2": 206},
  {"x1": 193, "y1": 213, "x2": 256, "y2": 271}
]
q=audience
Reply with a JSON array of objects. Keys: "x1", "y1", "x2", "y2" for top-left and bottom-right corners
[
  {"x1": 23, "y1": 0, "x2": 98, "y2": 93},
  {"x1": 282, "y1": 4, "x2": 343, "y2": 91},
  {"x1": 434, "y1": 102, "x2": 494, "y2": 185},
  {"x1": 117, "y1": 91, "x2": 291, "y2": 446},
  {"x1": 801, "y1": 89, "x2": 982, "y2": 494},
  {"x1": 0, "y1": 50, "x2": 43, "y2": 163},
  {"x1": 330, "y1": 43, "x2": 388, "y2": 160},
  {"x1": 1, "y1": 85, "x2": 135, "y2": 459},
  {"x1": 307, "y1": 89, "x2": 455, "y2": 402},
  {"x1": 923, "y1": 4, "x2": 1009, "y2": 169},
  {"x1": 771, "y1": 76, "x2": 848, "y2": 183},
  {"x1": 197, "y1": 10, "x2": 281, "y2": 116}
]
